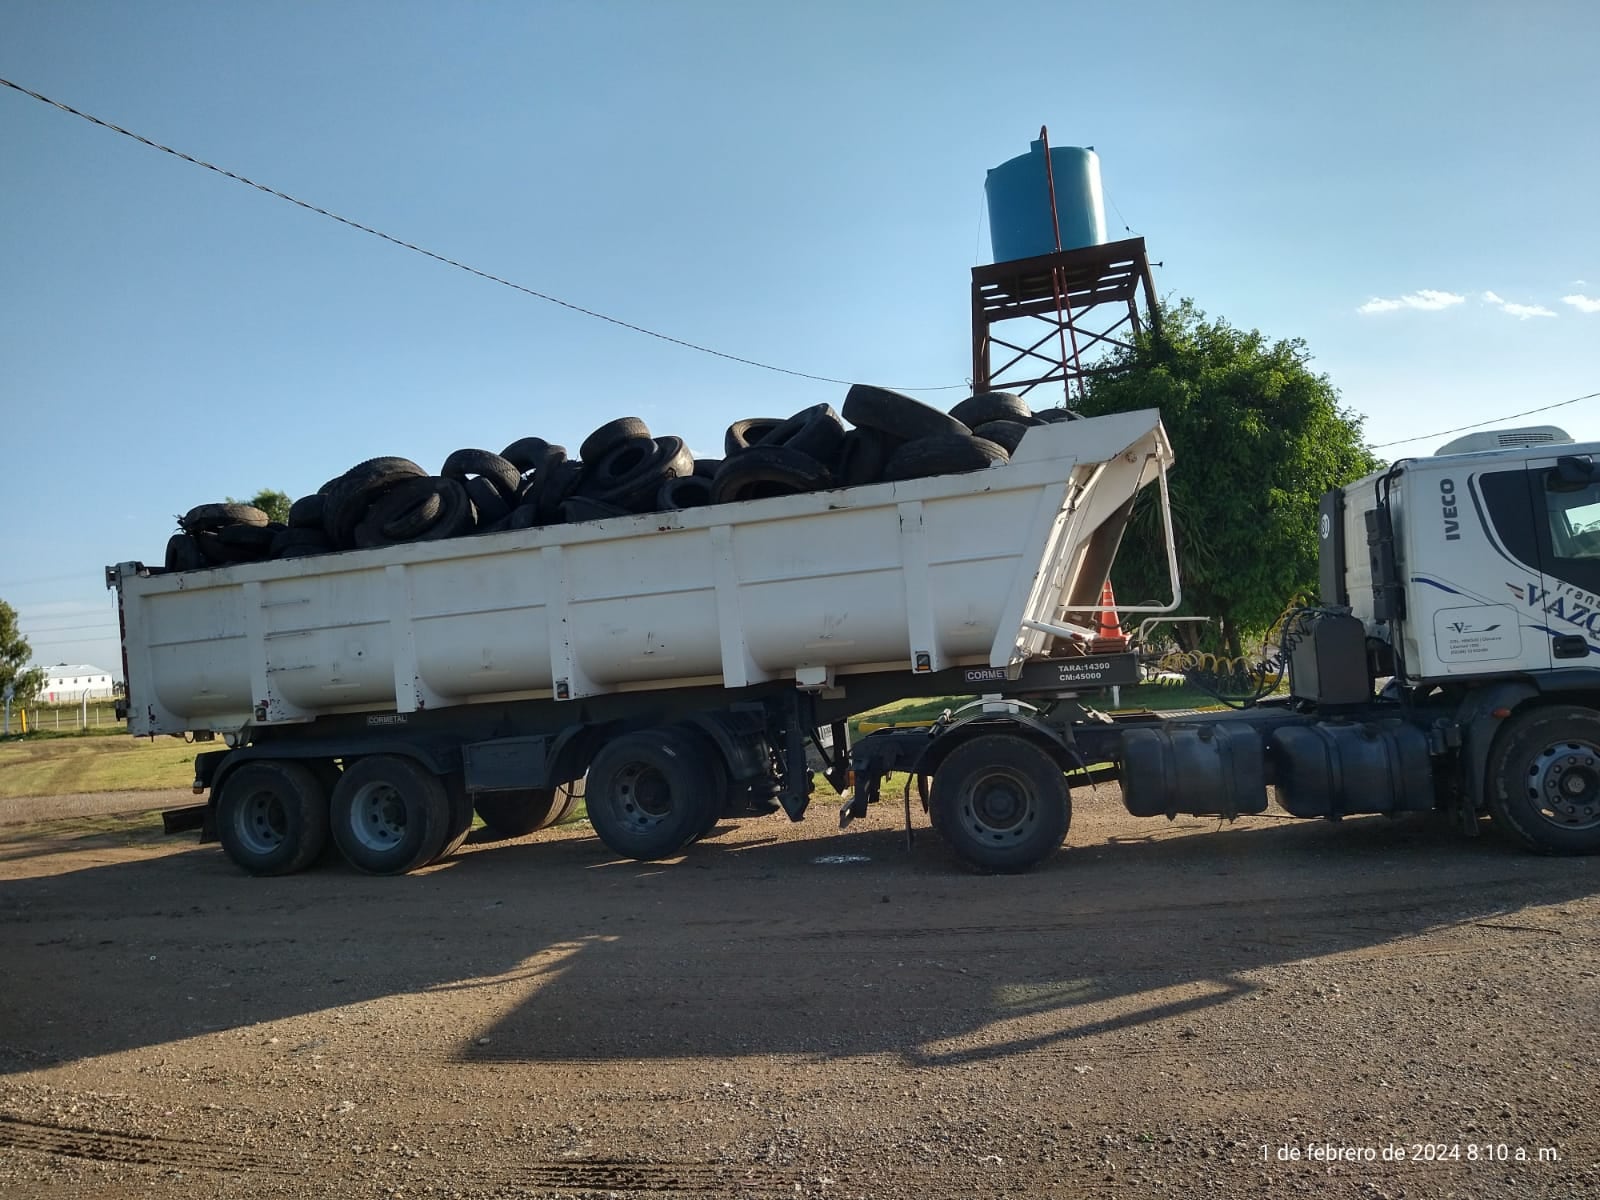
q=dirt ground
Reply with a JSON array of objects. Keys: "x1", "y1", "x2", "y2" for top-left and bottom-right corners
[{"x1": 1, "y1": 786, "x2": 1597, "y2": 1199}]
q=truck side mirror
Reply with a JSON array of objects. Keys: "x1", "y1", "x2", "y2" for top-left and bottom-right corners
[{"x1": 1549, "y1": 456, "x2": 1596, "y2": 492}]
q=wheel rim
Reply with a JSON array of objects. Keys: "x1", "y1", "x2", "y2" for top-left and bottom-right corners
[
  {"x1": 957, "y1": 766, "x2": 1040, "y2": 847},
  {"x1": 611, "y1": 762, "x2": 673, "y2": 833},
  {"x1": 233, "y1": 789, "x2": 288, "y2": 855},
  {"x1": 348, "y1": 780, "x2": 410, "y2": 851},
  {"x1": 1526, "y1": 738, "x2": 1600, "y2": 831}
]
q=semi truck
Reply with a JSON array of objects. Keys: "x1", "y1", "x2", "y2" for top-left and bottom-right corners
[{"x1": 107, "y1": 411, "x2": 1600, "y2": 876}]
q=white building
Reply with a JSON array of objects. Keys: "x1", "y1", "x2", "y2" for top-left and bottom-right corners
[{"x1": 42, "y1": 664, "x2": 117, "y2": 702}]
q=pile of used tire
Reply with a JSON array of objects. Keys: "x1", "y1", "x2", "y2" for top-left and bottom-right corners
[{"x1": 163, "y1": 384, "x2": 1077, "y2": 572}]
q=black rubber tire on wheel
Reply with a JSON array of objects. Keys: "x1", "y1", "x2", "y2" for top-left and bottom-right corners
[
  {"x1": 435, "y1": 774, "x2": 476, "y2": 863},
  {"x1": 951, "y1": 391, "x2": 1034, "y2": 428},
  {"x1": 216, "y1": 760, "x2": 331, "y2": 876},
  {"x1": 689, "y1": 769, "x2": 728, "y2": 841},
  {"x1": 550, "y1": 776, "x2": 584, "y2": 826},
  {"x1": 842, "y1": 384, "x2": 970, "y2": 441},
  {"x1": 972, "y1": 420, "x2": 1032, "y2": 454},
  {"x1": 580, "y1": 417, "x2": 651, "y2": 464},
  {"x1": 929, "y1": 735, "x2": 1071, "y2": 872},
  {"x1": 882, "y1": 435, "x2": 1009, "y2": 482},
  {"x1": 473, "y1": 788, "x2": 572, "y2": 839},
  {"x1": 710, "y1": 445, "x2": 834, "y2": 504},
  {"x1": 1485, "y1": 704, "x2": 1600, "y2": 854},
  {"x1": 586, "y1": 728, "x2": 715, "y2": 860},
  {"x1": 724, "y1": 417, "x2": 785, "y2": 457},
  {"x1": 329, "y1": 755, "x2": 452, "y2": 875}
]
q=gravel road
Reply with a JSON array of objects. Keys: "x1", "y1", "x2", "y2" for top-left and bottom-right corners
[
  {"x1": 1, "y1": 786, "x2": 1596, "y2": 1198},
  {"x1": 0, "y1": 788, "x2": 195, "y2": 826}
]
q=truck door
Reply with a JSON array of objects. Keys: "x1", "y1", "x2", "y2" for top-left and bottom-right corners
[{"x1": 1523, "y1": 454, "x2": 1600, "y2": 663}]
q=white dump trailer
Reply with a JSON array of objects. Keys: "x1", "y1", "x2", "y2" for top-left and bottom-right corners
[{"x1": 110, "y1": 410, "x2": 1174, "y2": 876}]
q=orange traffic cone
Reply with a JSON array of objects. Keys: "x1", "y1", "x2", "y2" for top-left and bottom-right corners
[{"x1": 1091, "y1": 579, "x2": 1128, "y2": 651}]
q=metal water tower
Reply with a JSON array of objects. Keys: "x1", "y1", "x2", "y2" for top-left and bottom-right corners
[{"x1": 971, "y1": 129, "x2": 1159, "y2": 403}]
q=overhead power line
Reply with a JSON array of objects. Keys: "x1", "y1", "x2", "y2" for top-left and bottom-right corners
[
  {"x1": 0, "y1": 76, "x2": 966, "y2": 393},
  {"x1": 1370, "y1": 390, "x2": 1599, "y2": 450},
  {"x1": 20, "y1": 621, "x2": 117, "y2": 636}
]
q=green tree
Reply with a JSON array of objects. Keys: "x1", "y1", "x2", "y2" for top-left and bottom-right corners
[
  {"x1": 1076, "y1": 299, "x2": 1380, "y2": 658},
  {"x1": 0, "y1": 599, "x2": 48, "y2": 704},
  {"x1": 227, "y1": 488, "x2": 292, "y2": 525}
]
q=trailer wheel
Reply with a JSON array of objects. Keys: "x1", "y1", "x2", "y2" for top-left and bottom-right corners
[
  {"x1": 586, "y1": 729, "x2": 714, "y2": 860},
  {"x1": 330, "y1": 756, "x2": 451, "y2": 875},
  {"x1": 551, "y1": 775, "x2": 585, "y2": 825},
  {"x1": 930, "y1": 735, "x2": 1070, "y2": 872},
  {"x1": 668, "y1": 727, "x2": 728, "y2": 842},
  {"x1": 434, "y1": 773, "x2": 476, "y2": 863},
  {"x1": 216, "y1": 760, "x2": 330, "y2": 876},
  {"x1": 473, "y1": 787, "x2": 573, "y2": 839},
  {"x1": 1486, "y1": 705, "x2": 1600, "y2": 854}
]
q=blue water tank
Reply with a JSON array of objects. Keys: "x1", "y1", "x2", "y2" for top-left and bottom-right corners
[{"x1": 985, "y1": 141, "x2": 1107, "y2": 262}]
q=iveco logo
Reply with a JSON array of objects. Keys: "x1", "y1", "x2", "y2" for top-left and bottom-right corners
[{"x1": 1441, "y1": 478, "x2": 1461, "y2": 541}]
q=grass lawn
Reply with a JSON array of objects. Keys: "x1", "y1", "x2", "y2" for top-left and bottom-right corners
[
  {"x1": 0, "y1": 678, "x2": 1229, "y2": 804},
  {"x1": 851, "y1": 680, "x2": 1224, "y2": 734},
  {"x1": 0, "y1": 734, "x2": 201, "y2": 799}
]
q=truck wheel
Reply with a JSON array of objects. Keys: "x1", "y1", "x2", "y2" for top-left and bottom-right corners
[
  {"x1": 550, "y1": 776, "x2": 585, "y2": 826},
  {"x1": 930, "y1": 735, "x2": 1070, "y2": 872},
  {"x1": 473, "y1": 788, "x2": 571, "y2": 839},
  {"x1": 216, "y1": 760, "x2": 330, "y2": 876},
  {"x1": 1486, "y1": 705, "x2": 1600, "y2": 854},
  {"x1": 434, "y1": 773, "x2": 476, "y2": 863},
  {"x1": 586, "y1": 729, "x2": 714, "y2": 860},
  {"x1": 668, "y1": 727, "x2": 728, "y2": 842},
  {"x1": 330, "y1": 756, "x2": 451, "y2": 874}
]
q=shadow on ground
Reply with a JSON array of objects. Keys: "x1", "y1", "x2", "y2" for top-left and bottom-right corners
[{"x1": 1, "y1": 799, "x2": 1594, "y2": 1074}]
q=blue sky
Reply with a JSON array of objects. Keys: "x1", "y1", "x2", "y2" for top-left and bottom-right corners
[{"x1": 3, "y1": 1, "x2": 1597, "y2": 677}]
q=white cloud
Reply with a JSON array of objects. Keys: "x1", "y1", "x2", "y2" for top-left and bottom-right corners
[
  {"x1": 1357, "y1": 289, "x2": 1465, "y2": 315},
  {"x1": 1501, "y1": 302, "x2": 1557, "y2": 319},
  {"x1": 1482, "y1": 292, "x2": 1557, "y2": 320},
  {"x1": 1562, "y1": 293, "x2": 1600, "y2": 314}
]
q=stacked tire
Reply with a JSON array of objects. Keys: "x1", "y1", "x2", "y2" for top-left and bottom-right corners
[{"x1": 162, "y1": 386, "x2": 1078, "y2": 572}]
